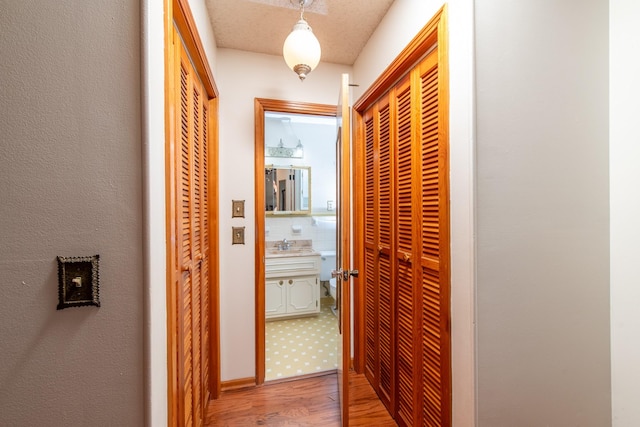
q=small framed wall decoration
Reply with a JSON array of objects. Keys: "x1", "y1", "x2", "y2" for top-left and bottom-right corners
[
  {"x1": 56, "y1": 255, "x2": 100, "y2": 309},
  {"x1": 232, "y1": 200, "x2": 245, "y2": 218}
]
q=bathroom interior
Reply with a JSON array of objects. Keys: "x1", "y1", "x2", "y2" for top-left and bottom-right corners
[{"x1": 263, "y1": 111, "x2": 339, "y2": 381}]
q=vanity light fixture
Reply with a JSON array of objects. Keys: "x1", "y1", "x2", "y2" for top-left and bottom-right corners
[
  {"x1": 266, "y1": 117, "x2": 305, "y2": 158},
  {"x1": 282, "y1": 0, "x2": 321, "y2": 81},
  {"x1": 266, "y1": 138, "x2": 304, "y2": 158},
  {"x1": 294, "y1": 139, "x2": 304, "y2": 158}
]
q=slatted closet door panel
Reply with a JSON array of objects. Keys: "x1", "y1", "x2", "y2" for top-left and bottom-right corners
[
  {"x1": 394, "y1": 76, "x2": 417, "y2": 427},
  {"x1": 376, "y1": 95, "x2": 394, "y2": 409},
  {"x1": 175, "y1": 27, "x2": 211, "y2": 427},
  {"x1": 191, "y1": 81, "x2": 203, "y2": 426},
  {"x1": 200, "y1": 101, "x2": 211, "y2": 407},
  {"x1": 178, "y1": 47, "x2": 194, "y2": 427},
  {"x1": 418, "y1": 51, "x2": 450, "y2": 427},
  {"x1": 363, "y1": 110, "x2": 377, "y2": 386}
]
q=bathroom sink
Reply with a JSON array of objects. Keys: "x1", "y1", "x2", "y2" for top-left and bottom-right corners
[
  {"x1": 265, "y1": 239, "x2": 319, "y2": 258},
  {"x1": 265, "y1": 247, "x2": 320, "y2": 258}
]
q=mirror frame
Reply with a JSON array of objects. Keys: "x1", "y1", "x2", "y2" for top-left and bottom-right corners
[{"x1": 265, "y1": 165, "x2": 311, "y2": 215}]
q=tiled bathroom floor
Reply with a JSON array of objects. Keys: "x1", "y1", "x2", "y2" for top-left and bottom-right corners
[{"x1": 265, "y1": 298, "x2": 338, "y2": 381}]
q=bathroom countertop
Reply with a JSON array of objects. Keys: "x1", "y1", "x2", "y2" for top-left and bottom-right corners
[{"x1": 265, "y1": 239, "x2": 320, "y2": 258}]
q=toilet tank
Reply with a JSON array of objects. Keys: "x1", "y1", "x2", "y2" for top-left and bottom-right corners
[{"x1": 319, "y1": 250, "x2": 336, "y2": 281}]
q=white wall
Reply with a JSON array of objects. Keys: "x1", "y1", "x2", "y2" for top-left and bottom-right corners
[
  {"x1": 266, "y1": 216, "x2": 337, "y2": 253},
  {"x1": 191, "y1": 0, "x2": 219, "y2": 76},
  {"x1": 475, "y1": 0, "x2": 611, "y2": 425},
  {"x1": 142, "y1": 0, "x2": 167, "y2": 425},
  {"x1": 0, "y1": 1, "x2": 144, "y2": 425},
  {"x1": 610, "y1": 0, "x2": 640, "y2": 425},
  {"x1": 216, "y1": 49, "x2": 351, "y2": 380},
  {"x1": 353, "y1": 1, "x2": 477, "y2": 425}
]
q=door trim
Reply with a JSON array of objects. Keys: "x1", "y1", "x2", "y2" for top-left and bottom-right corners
[
  {"x1": 353, "y1": 5, "x2": 446, "y2": 112},
  {"x1": 254, "y1": 98, "x2": 336, "y2": 385}
]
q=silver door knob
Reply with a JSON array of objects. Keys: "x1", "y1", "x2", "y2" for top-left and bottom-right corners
[{"x1": 342, "y1": 269, "x2": 359, "y2": 280}]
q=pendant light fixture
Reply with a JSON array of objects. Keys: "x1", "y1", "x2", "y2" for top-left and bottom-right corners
[{"x1": 282, "y1": 0, "x2": 321, "y2": 81}]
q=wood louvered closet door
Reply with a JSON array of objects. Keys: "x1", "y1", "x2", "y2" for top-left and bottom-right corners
[
  {"x1": 173, "y1": 25, "x2": 212, "y2": 427},
  {"x1": 363, "y1": 94, "x2": 396, "y2": 410},
  {"x1": 361, "y1": 47, "x2": 450, "y2": 427}
]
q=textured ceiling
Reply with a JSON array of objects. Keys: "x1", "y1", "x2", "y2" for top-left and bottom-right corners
[{"x1": 205, "y1": 0, "x2": 395, "y2": 65}]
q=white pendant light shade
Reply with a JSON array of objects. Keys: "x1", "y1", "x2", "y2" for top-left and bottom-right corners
[{"x1": 283, "y1": 19, "x2": 321, "y2": 81}]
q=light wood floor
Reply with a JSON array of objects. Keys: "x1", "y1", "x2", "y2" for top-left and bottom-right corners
[{"x1": 205, "y1": 371, "x2": 396, "y2": 426}]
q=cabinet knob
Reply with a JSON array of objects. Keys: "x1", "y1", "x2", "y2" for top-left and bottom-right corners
[
  {"x1": 279, "y1": 280, "x2": 283, "y2": 285},
  {"x1": 288, "y1": 279, "x2": 293, "y2": 285},
  {"x1": 402, "y1": 252, "x2": 412, "y2": 263}
]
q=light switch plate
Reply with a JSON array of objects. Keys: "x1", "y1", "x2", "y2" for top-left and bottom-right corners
[
  {"x1": 57, "y1": 255, "x2": 100, "y2": 309},
  {"x1": 232, "y1": 200, "x2": 245, "y2": 218},
  {"x1": 232, "y1": 227, "x2": 245, "y2": 245}
]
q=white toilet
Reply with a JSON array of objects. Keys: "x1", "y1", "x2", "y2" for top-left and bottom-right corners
[{"x1": 319, "y1": 250, "x2": 337, "y2": 300}]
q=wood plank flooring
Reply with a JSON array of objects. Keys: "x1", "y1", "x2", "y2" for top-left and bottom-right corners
[
  {"x1": 348, "y1": 373, "x2": 397, "y2": 427},
  {"x1": 205, "y1": 371, "x2": 396, "y2": 426}
]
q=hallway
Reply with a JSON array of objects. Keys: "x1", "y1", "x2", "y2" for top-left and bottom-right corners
[{"x1": 205, "y1": 372, "x2": 396, "y2": 426}]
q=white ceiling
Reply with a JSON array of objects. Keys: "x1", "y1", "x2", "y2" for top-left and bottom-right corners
[{"x1": 205, "y1": 0, "x2": 395, "y2": 65}]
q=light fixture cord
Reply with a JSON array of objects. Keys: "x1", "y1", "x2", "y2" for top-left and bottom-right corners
[{"x1": 299, "y1": 0, "x2": 305, "y2": 20}]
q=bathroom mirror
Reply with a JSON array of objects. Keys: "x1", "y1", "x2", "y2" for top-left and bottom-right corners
[{"x1": 265, "y1": 165, "x2": 311, "y2": 215}]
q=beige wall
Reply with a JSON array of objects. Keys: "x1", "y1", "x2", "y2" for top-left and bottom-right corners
[
  {"x1": 475, "y1": 0, "x2": 611, "y2": 425},
  {"x1": 0, "y1": 0, "x2": 144, "y2": 425}
]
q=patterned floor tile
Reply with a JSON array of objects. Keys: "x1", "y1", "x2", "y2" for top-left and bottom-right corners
[{"x1": 265, "y1": 298, "x2": 338, "y2": 381}]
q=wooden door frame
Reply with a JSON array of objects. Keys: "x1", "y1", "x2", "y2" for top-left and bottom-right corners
[
  {"x1": 352, "y1": 4, "x2": 448, "y2": 378},
  {"x1": 254, "y1": 98, "x2": 337, "y2": 385},
  {"x1": 165, "y1": 0, "x2": 220, "y2": 424}
]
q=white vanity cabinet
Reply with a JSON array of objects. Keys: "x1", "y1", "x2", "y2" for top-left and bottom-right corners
[
  {"x1": 265, "y1": 255, "x2": 320, "y2": 319},
  {"x1": 265, "y1": 278, "x2": 287, "y2": 317}
]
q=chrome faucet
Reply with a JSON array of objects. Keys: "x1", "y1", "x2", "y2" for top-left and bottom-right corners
[{"x1": 279, "y1": 238, "x2": 291, "y2": 250}]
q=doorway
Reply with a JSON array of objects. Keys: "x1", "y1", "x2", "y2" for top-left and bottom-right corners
[{"x1": 254, "y1": 99, "x2": 339, "y2": 385}]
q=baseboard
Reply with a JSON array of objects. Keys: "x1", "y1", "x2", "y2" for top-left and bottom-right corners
[
  {"x1": 220, "y1": 377, "x2": 256, "y2": 392},
  {"x1": 265, "y1": 370, "x2": 336, "y2": 386}
]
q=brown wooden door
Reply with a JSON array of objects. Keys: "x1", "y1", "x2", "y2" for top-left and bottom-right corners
[
  {"x1": 336, "y1": 73, "x2": 351, "y2": 426},
  {"x1": 393, "y1": 73, "x2": 419, "y2": 427},
  {"x1": 358, "y1": 43, "x2": 450, "y2": 427},
  {"x1": 171, "y1": 23, "x2": 212, "y2": 427},
  {"x1": 417, "y1": 51, "x2": 450, "y2": 427},
  {"x1": 363, "y1": 94, "x2": 396, "y2": 411}
]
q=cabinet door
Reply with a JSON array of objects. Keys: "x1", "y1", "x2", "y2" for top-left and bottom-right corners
[
  {"x1": 287, "y1": 276, "x2": 319, "y2": 315},
  {"x1": 266, "y1": 279, "x2": 287, "y2": 318}
]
